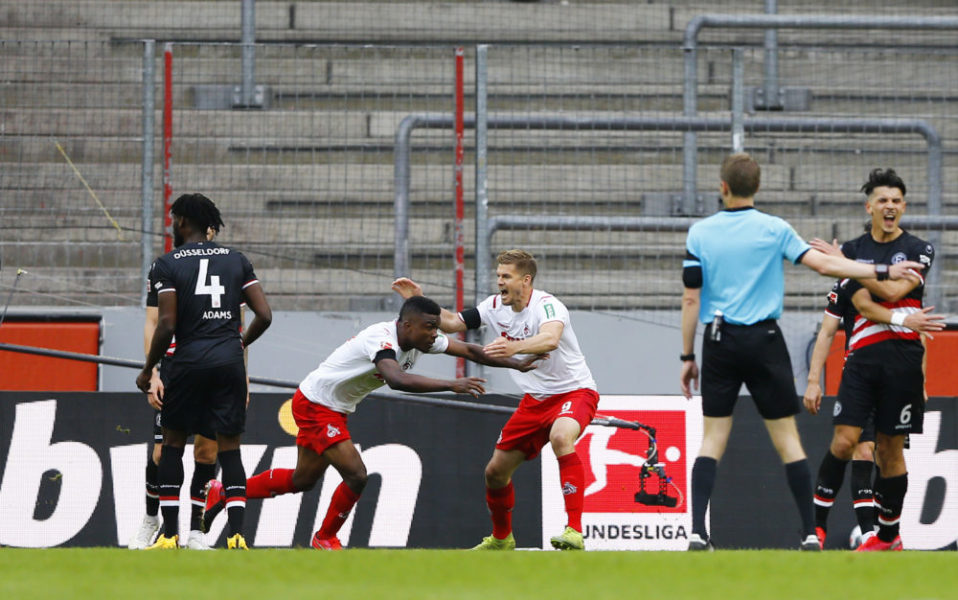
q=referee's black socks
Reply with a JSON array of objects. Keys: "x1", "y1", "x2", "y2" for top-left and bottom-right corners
[
  {"x1": 785, "y1": 458, "x2": 816, "y2": 537},
  {"x1": 813, "y1": 451, "x2": 849, "y2": 532},
  {"x1": 690, "y1": 456, "x2": 717, "y2": 539}
]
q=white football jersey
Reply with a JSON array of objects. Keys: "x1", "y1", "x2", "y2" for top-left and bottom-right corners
[
  {"x1": 473, "y1": 289, "x2": 595, "y2": 397},
  {"x1": 298, "y1": 320, "x2": 449, "y2": 413}
]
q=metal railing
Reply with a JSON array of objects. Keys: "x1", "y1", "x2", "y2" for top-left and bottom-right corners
[
  {"x1": 681, "y1": 14, "x2": 958, "y2": 215},
  {"x1": 393, "y1": 113, "x2": 943, "y2": 307}
]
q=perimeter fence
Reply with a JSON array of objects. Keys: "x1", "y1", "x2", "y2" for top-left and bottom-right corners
[{"x1": 2, "y1": 38, "x2": 957, "y2": 326}]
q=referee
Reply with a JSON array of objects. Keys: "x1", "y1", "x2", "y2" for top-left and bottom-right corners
[{"x1": 678, "y1": 153, "x2": 924, "y2": 551}]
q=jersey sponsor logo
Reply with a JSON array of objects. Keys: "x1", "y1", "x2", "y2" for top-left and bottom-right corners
[
  {"x1": 499, "y1": 331, "x2": 526, "y2": 342},
  {"x1": 544, "y1": 304, "x2": 555, "y2": 319},
  {"x1": 172, "y1": 247, "x2": 231, "y2": 259},
  {"x1": 891, "y1": 252, "x2": 907, "y2": 264},
  {"x1": 202, "y1": 310, "x2": 232, "y2": 320}
]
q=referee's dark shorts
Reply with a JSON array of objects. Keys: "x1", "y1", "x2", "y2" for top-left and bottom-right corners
[{"x1": 701, "y1": 319, "x2": 800, "y2": 420}]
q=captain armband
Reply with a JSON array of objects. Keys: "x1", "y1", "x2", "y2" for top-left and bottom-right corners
[
  {"x1": 373, "y1": 349, "x2": 397, "y2": 365},
  {"x1": 460, "y1": 307, "x2": 482, "y2": 330}
]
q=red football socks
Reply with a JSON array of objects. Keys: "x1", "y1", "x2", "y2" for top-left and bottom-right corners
[
  {"x1": 486, "y1": 481, "x2": 515, "y2": 539},
  {"x1": 245, "y1": 468, "x2": 295, "y2": 499},
  {"x1": 318, "y1": 482, "x2": 361, "y2": 539},
  {"x1": 557, "y1": 452, "x2": 584, "y2": 532}
]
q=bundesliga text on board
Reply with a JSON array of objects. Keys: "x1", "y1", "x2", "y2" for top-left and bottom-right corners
[{"x1": 542, "y1": 395, "x2": 704, "y2": 551}]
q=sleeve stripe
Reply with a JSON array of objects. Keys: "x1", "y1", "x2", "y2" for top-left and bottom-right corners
[
  {"x1": 242, "y1": 279, "x2": 259, "y2": 290},
  {"x1": 157, "y1": 288, "x2": 176, "y2": 294}
]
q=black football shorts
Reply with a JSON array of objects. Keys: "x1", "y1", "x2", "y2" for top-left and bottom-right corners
[
  {"x1": 701, "y1": 320, "x2": 800, "y2": 420},
  {"x1": 835, "y1": 359, "x2": 923, "y2": 436},
  {"x1": 162, "y1": 360, "x2": 248, "y2": 437}
]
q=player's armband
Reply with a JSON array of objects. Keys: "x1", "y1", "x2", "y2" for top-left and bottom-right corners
[
  {"x1": 682, "y1": 265, "x2": 703, "y2": 289},
  {"x1": 373, "y1": 349, "x2": 398, "y2": 365},
  {"x1": 459, "y1": 307, "x2": 482, "y2": 330}
]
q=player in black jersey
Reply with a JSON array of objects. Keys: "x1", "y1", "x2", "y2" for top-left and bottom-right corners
[
  {"x1": 809, "y1": 169, "x2": 936, "y2": 551},
  {"x1": 128, "y1": 226, "x2": 221, "y2": 551},
  {"x1": 803, "y1": 275, "x2": 942, "y2": 549},
  {"x1": 136, "y1": 193, "x2": 272, "y2": 550}
]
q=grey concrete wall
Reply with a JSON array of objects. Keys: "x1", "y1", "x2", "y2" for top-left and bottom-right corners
[{"x1": 82, "y1": 307, "x2": 821, "y2": 397}]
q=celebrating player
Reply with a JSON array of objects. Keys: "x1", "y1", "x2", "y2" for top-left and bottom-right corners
[
  {"x1": 202, "y1": 295, "x2": 543, "y2": 550},
  {"x1": 136, "y1": 193, "x2": 273, "y2": 550},
  {"x1": 392, "y1": 249, "x2": 599, "y2": 551},
  {"x1": 804, "y1": 270, "x2": 942, "y2": 548},
  {"x1": 807, "y1": 168, "x2": 935, "y2": 551}
]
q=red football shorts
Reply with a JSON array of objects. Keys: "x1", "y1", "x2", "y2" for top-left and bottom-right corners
[
  {"x1": 495, "y1": 388, "x2": 599, "y2": 460},
  {"x1": 291, "y1": 388, "x2": 352, "y2": 455}
]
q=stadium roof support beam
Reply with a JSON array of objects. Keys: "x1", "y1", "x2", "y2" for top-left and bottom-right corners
[{"x1": 393, "y1": 113, "x2": 943, "y2": 309}]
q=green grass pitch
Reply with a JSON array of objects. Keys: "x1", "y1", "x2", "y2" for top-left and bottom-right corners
[{"x1": 1, "y1": 548, "x2": 955, "y2": 600}]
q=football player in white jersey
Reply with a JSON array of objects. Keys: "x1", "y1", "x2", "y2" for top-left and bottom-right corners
[
  {"x1": 392, "y1": 249, "x2": 600, "y2": 551},
  {"x1": 202, "y1": 295, "x2": 542, "y2": 549}
]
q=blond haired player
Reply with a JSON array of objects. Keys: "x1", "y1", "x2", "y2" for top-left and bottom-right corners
[{"x1": 392, "y1": 249, "x2": 599, "y2": 551}]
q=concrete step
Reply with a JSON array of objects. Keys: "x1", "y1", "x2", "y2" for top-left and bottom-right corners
[
  {"x1": 11, "y1": 261, "x2": 955, "y2": 313},
  {"x1": 4, "y1": 159, "x2": 954, "y2": 207}
]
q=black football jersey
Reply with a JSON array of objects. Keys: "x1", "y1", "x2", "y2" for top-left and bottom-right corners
[
  {"x1": 149, "y1": 241, "x2": 257, "y2": 367},
  {"x1": 840, "y1": 230, "x2": 932, "y2": 363},
  {"x1": 823, "y1": 278, "x2": 857, "y2": 349},
  {"x1": 145, "y1": 269, "x2": 177, "y2": 357}
]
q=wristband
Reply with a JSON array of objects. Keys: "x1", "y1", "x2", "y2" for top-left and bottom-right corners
[
  {"x1": 890, "y1": 312, "x2": 906, "y2": 327},
  {"x1": 875, "y1": 263, "x2": 890, "y2": 281},
  {"x1": 680, "y1": 353, "x2": 696, "y2": 362}
]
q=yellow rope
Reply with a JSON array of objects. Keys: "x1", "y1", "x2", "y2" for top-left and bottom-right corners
[{"x1": 55, "y1": 141, "x2": 125, "y2": 241}]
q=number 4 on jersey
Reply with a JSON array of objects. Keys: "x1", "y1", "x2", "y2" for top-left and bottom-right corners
[{"x1": 195, "y1": 258, "x2": 225, "y2": 308}]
